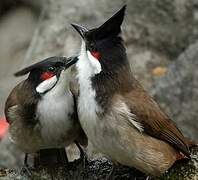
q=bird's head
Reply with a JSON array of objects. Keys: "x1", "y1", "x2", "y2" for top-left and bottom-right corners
[
  {"x1": 15, "y1": 56, "x2": 78, "y2": 94},
  {"x1": 71, "y1": 5, "x2": 127, "y2": 76}
]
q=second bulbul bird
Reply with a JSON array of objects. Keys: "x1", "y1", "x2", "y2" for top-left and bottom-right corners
[
  {"x1": 5, "y1": 56, "x2": 87, "y2": 166},
  {"x1": 71, "y1": 6, "x2": 193, "y2": 176}
]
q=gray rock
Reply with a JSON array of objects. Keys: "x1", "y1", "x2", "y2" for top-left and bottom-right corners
[
  {"x1": 125, "y1": 0, "x2": 195, "y2": 58},
  {"x1": 0, "y1": 135, "x2": 23, "y2": 168},
  {"x1": 0, "y1": 7, "x2": 37, "y2": 117},
  {"x1": 152, "y1": 41, "x2": 198, "y2": 140},
  {"x1": 0, "y1": 5, "x2": 38, "y2": 168},
  {"x1": 26, "y1": 0, "x2": 198, "y2": 57},
  {"x1": 0, "y1": 0, "x2": 42, "y2": 15}
]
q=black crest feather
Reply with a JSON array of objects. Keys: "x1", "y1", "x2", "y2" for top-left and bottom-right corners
[
  {"x1": 87, "y1": 5, "x2": 126, "y2": 40},
  {"x1": 14, "y1": 56, "x2": 66, "y2": 77}
]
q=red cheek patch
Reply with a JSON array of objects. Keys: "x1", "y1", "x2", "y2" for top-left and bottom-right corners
[
  {"x1": 90, "y1": 51, "x2": 101, "y2": 60},
  {"x1": 40, "y1": 71, "x2": 55, "y2": 80}
]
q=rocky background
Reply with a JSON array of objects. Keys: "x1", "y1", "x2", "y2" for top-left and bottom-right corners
[{"x1": 0, "y1": 0, "x2": 198, "y2": 178}]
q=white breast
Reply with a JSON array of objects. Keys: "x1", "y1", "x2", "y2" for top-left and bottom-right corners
[
  {"x1": 37, "y1": 91, "x2": 73, "y2": 141},
  {"x1": 36, "y1": 70, "x2": 74, "y2": 147},
  {"x1": 76, "y1": 41, "x2": 102, "y2": 140}
]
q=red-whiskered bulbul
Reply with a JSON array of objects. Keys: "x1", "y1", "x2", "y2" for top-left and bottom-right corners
[
  {"x1": 71, "y1": 5, "x2": 194, "y2": 176},
  {"x1": 4, "y1": 56, "x2": 87, "y2": 168}
]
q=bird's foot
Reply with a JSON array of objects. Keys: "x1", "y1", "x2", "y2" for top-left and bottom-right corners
[
  {"x1": 80, "y1": 149, "x2": 88, "y2": 168},
  {"x1": 105, "y1": 165, "x2": 115, "y2": 180},
  {"x1": 19, "y1": 153, "x2": 33, "y2": 177},
  {"x1": 75, "y1": 141, "x2": 88, "y2": 168},
  {"x1": 20, "y1": 164, "x2": 33, "y2": 177},
  {"x1": 146, "y1": 176, "x2": 151, "y2": 180}
]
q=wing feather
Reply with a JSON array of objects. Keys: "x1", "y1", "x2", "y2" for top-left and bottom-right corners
[
  {"x1": 5, "y1": 80, "x2": 39, "y2": 125},
  {"x1": 123, "y1": 80, "x2": 190, "y2": 156}
]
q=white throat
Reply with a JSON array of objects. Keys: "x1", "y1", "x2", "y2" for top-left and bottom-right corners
[
  {"x1": 77, "y1": 41, "x2": 101, "y2": 78},
  {"x1": 36, "y1": 76, "x2": 57, "y2": 94}
]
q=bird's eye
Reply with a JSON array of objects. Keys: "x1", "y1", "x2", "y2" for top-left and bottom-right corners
[
  {"x1": 40, "y1": 66, "x2": 56, "y2": 80},
  {"x1": 48, "y1": 66, "x2": 56, "y2": 71},
  {"x1": 89, "y1": 42, "x2": 95, "y2": 51}
]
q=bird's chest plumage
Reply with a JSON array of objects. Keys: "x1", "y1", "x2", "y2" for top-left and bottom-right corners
[
  {"x1": 77, "y1": 57, "x2": 122, "y2": 158},
  {"x1": 76, "y1": 54, "x2": 103, "y2": 144},
  {"x1": 77, "y1": 84, "x2": 106, "y2": 153},
  {"x1": 77, "y1": 73, "x2": 126, "y2": 157},
  {"x1": 36, "y1": 91, "x2": 74, "y2": 146}
]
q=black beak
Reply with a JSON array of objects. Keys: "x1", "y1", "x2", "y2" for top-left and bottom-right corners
[
  {"x1": 71, "y1": 23, "x2": 88, "y2": 39},
  {"x1": 63, "y1": 56, "x2": 78, "y2": 69}
]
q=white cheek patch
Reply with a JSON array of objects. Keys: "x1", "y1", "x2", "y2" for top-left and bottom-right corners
[
  {"x1": 87, "y1": 50, "x2": 101, "y2": 74},
  {"x1": 36, "y1": 76, "x2": 57, "y2": 93}
]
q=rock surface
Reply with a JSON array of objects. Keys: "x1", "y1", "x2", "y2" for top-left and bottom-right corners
[
  {"x1": 0, "y1": 147, "x2": 197, "y2": 180},
  {"x1": 0, "y1": 135, "x2": 23, "y2": 169},
  {"x1": 152, "y1": 41, "x2": 198, "y2": 140},
  {"x1": 0, "y1": 6, "x2": 37, "y2": 116},
  {"x1": 0, "y1": 1, "x2": 38, "y2": 168}
]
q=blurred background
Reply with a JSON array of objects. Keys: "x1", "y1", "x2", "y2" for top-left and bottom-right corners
[{"x1": 0, "y1": 0, "x2": 198, "y2": 169}]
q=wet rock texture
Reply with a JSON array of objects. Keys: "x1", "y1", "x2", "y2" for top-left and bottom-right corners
[{"x1": 0, "y1": 0, "x2": 198, "y2": 178}]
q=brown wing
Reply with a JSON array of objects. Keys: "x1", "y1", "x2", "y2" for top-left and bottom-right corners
[
  {"x1": 124, "y1": 79, "x2": 190, "y2": 156},
  {"x1": 5, "y1": 80, "x2": 38, "y2": 125},
  {"x1": 4, "y1": 83, "x2": 22, "y2": 124}
]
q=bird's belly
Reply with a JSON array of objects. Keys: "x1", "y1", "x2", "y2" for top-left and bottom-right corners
[
  {"x1": 36, "y1": 93, "x2": 78, "y2": 147},
  {"x1": 8, "y1": 123, "x2": 43, "y2": 153},
  {"x1": 9, "y1": 119, "x2": 78, "y2": 153},
  {"x1": 77, "y1": 85, "x2": 101, "y2": 142},
  {"x1": 9, "y1": 94, "x2": 78, "y2": 153}
]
